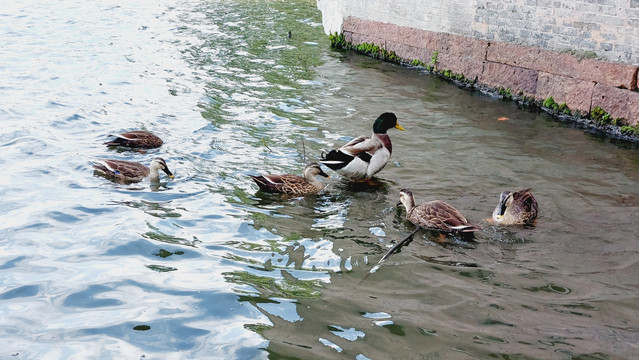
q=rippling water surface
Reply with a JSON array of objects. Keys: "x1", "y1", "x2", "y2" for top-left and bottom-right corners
[{"x1": 1, "y1": 0, "x2": 638, "y2": 359}]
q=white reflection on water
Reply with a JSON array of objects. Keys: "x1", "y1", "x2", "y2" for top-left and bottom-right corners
[
  {"x1": 318, "y1": 337, "x2": 343, "y2": 353},
  {"x1": 329, "y1": 325, "x2": 365, "y2": 341},
  {"x1": 256, "y1": 297, "x2": 302, "y2": 322}
]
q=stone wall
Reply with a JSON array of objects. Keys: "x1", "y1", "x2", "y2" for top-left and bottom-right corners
[
  {"x1": 475, "y1": 0, "x2": 639, "y2": 65},
  {"x1": 317, "y1": 0, "x2": 639, "y2": 64},
  {"x1": 317, "y1": 0, "x2": 639, "y2": 125}
]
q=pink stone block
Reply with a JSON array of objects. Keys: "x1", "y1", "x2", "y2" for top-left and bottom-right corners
[
  {"x1": 592, "y1": 84, "x2": 639, "y2": 125},
  {"x1": 342, "y1": 17, "x2": 374, "y2": 35},
  {"x1": 386, "y1": 25, "x2": 438, "y2": 50},
  {"x1": 487, "y1": 42, "x2": 638, "y2": 90},
  {"x1": 346, "y1": 32, "x2": 384, "y2": 48},
  {"x1": 583, "y1": 60, "x2": 638, "y2": 90},
  {"x1": 344, "y1": 17, "x2": 439, "y2": 51},
  {"x1": 437, "y1": 33, "x2": 488, "y2": 60},
  {"x1": 384, "y1": 43, "x2": 433, "y2": 64},
  {"x1": 436, "y1": 33, "x2": 488, "y2": 81},
  {"x1": 437, "y1": 53, "x2": 484, "y2": 81},
  {"x1": 480, "y1": 62, "x2": 539, "y2": 95},
  {"x1": 536, "y1": 72, "x2": 595, "y2": 114}
]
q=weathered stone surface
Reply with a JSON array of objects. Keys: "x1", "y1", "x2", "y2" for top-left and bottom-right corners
[
  {"x1": 343, "y1": 31, "x2": 353, "y2": 44},
  {"x1": 480, "y1": 62, "x2": 539, "y2": 95},
  {"x1": 437, "y1": 53, "x2": 485, "y2": 81},
  {"x1": 581, "y1": 59, "x2": 638, "y2": 90},
  {"x1": 536, "y1": 73, "x2": 595, "y2": 114},
  {"x1": 343, "y1": 17, "x2": 379, "y2": 37},
  {"x1": 384, "y1": 43, "x2": 433, "y2": 64},
  {"x1": 487, "y1": 42, "x2": 638, "y2": 89},
  {"x1": 382, "y1": 23, "x2": 437, "y2": 50},
  {"x1": 592, "y1": 84, "x2": 639, "y2": 125},
  {"x1": 345, "y1": 31, "x2": 384, "y2": 48},
  {"x1": 344, "y1": 17, "x2": 438, "y2": 51},
  {"x1": 487, "y1": 42, "x2": 564, "y2": 71},
  {"x1": 323, "y1": 0, "x2": 639, "y2": 64},
  {"x1": 436, "y1": 33, "x2": 488, "y2": 81},
  {"x1": 437, "y1": 33, "x2": 487, "y2": 60}
]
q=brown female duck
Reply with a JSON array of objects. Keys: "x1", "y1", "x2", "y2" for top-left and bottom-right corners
[
  {"x1": 398, "y1": 189, "x2": 482, "y2": 234},
  {"x1": 104, "y1": 130, "x2": 163, "y2": 149},
  {"x1": 249, "y1": 163, "x2": 329, "y2": 195},
  {"x1": 93, "y1": 157, "x2": 174, "y2": 184},
  {"x1": 492, "y1": 188, "x2": 538, "y2": 225}
]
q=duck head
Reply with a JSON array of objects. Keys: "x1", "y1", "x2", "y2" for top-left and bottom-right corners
[
  {"x1": 304, "y1": 162, "x2": 329, "y2": 179},
  {"x1": 398, "y1": 188, "x2": 415, "y2": 211},
  {"x1": 492, "y1": 190, "x2": 512, "y2": 220},
  {"x1": 151, "y1": 157, "x2": 175, "y2": 179},
  {"x1": 373, "y1": 112, "x2": 404, "y2": 134}
]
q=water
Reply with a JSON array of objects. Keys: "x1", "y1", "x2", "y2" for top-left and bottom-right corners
[{"x1": 1, "y1": 0, "x2": 638, "y2": 359}]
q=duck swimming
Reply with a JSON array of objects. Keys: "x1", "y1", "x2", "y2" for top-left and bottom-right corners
[
  {"x1": 492, "y1": 188, "x2": 538, "y2": 225},
  {"x1": 320, "y1": 112, "x2": 404, "y2": 181},
  {"x1": 93, "y1": 157, "x2": 174, "y2": 184},
  {"x1": 249, "y1": 162, "x2": 329, "y2": 195},
  {"x1": 104, "y1": 130, "x2": 163, "y2": 149},
  {"x1": 398, "y1": 189, "x2": 482, "y2": 235}
]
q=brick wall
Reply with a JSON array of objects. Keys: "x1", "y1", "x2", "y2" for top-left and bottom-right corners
[
  {"x1": 474, "y1": 0, "x2": 639, "y2": 64},
  {"x1": 317, "y1": 0, "x2": 639, "y2": 125},
  {"x1": 318, "y1": 0, "x2": 639, "y2": 64}
]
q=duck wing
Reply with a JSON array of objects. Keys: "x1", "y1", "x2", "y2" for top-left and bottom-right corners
[
  {"x1": 510, "y1": 188, "x2": 538, "y2": 222},
  {"x1": 341, "y1": 136, "x2": 383, "y2": 156},
  {"x1": 95, "y1": 159, "x2": 149, "y2": 178},
  {"x1": 412, "y1": 201, "x2": 482, "y2": 233},
  {"x1": 105, "y1": 131, "x2": 163, "y2": 148},
  {"x1": 320, "y1": 136, "x2": 383, "y2": 171},
  {"x1": 249, "y1": 174, "x2": 312, "y2": 194}
]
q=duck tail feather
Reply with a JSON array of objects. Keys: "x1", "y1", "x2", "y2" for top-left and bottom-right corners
[
  {"x1": 249, "y1": 175, "x2": 273, "y2": 191},
  {"x1": 461, "y1": 224, "x2": 482, "y2": 232}
]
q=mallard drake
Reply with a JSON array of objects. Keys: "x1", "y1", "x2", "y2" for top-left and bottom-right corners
[
  {"x1": 104, "y1": 130, "x2": 163, "y2": 149},
  {"x1": 320, "y1": 112, "x2": 404, "y2": 181},
  {"x1": 249, "y1": 163, "x2": 329, "y2": 195},
  {"x1": 398, "y1": 189, "x2": 482, "y2": 234},
  {"x1": 93, "y1": 157, "x2": 174, "y2": 184},
  {"x1": 492, "y1": 188, "x2": 538, "y2": 225}
]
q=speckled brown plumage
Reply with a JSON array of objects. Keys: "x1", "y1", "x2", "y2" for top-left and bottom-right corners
[
  {"x1": 492, "y1": 188, "x2": 538, "y2": 225},
  {"x1": 104, "y1": 130, "x2": 163, "y2": 149},
  {"x1": 399, "y1": 189, "x2": 482, "y2": 233},
  {"x1": 93, "y1": 157, "x2": 173, "y2": 184},
  {"x1": 249, "y1": 163, "x2": 329, "y2": 195}
]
